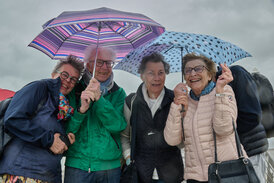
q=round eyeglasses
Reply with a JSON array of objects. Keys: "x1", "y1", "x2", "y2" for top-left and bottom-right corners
[
  {"x1": 56, "y1": 70, "x2": 79, "y2": 84},
  {"x1": 184, "y1": 65, "x2": 208, "y2": 75},
  {"x1": 93, "y1": 60, "x2": 115, "y2": 68}
]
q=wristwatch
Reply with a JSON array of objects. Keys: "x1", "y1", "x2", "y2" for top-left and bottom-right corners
[{"x1": 215, "y1": 93, "x2": 226, "y2": 97}]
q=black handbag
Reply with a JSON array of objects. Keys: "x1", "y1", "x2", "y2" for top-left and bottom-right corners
[
  {"x1": 120, "y1": 161, "x2": 138, "y2": 183},
  {"x1": 120, "y1": 94, "x2": 138, "y2": 183},
  {"x1": 208, "y1": 120, "x2": 260, "y2": 183}
]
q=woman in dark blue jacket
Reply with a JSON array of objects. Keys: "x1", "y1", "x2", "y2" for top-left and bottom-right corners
[{"x1": 0, "y1": 56, "x2": 84, "y2": 183}]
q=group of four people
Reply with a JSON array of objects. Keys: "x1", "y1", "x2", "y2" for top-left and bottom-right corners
[{"x1": 0, "y1": 45, "x2": 268, "y2": 183}]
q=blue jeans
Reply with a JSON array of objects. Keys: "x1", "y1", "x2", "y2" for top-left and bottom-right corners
[{"x1": 64, "y1": 166, "x2": 121, "y2": 183}]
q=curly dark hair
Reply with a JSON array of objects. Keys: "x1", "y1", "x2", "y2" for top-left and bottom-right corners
[{"x1": 52, "y1": 55, "x2": 85, "y2": 77}]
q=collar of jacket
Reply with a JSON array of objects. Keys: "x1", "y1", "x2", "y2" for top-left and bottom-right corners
[
  {"x1": 136, "y1": 82, "x2": 174, "y2": 109},
  {"x1": 40, "y1": 77, "x2": 61, "y2": 106}
]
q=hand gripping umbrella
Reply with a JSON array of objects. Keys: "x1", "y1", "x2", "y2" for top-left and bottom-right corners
[{"x1": 29, "y1": 7, "x2": 165, "y2": 68}]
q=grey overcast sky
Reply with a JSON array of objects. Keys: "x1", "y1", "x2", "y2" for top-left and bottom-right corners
[{"x1": 1, "y1": 0, "x2": 274, "y2": 94}]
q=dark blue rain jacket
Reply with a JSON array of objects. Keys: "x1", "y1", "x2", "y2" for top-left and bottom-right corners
[{"x1": 0, "y1": 78, "x2": 65, "y2": 183}]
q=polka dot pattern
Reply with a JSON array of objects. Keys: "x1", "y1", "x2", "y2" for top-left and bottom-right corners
[{"x1": 114, "y1": 31, "x2": 251, "y2": 76}]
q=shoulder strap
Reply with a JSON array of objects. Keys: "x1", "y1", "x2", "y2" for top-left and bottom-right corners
[
  {"x1": 108, "y1": 82, "x2": 120, "y2": 94},
  {"x1": 125, "y1": 93, "x2": 137, "y2": 126},
  {"x1": 0, "y1": 98, "x2": 13, "y2": 150},
  {"x1": 0, "y1": 98, "x2": 13, "y2": 130},
  {"x1": 213, "y1": 119, "x2": 243, "y2": 162},
  {"x1": 125, "y1": 93, "x2": 136, "y2": 111},
  {"x1": 0, "y1": 98, "x2": 12, "y2": 115},
  {"x1": 125, "y1": 93, "x2": 137, "y2": 161}
]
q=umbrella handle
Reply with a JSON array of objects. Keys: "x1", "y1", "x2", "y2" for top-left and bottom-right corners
[{"x1": 92, "y1": 22, "x2": 102, "y2": 78}]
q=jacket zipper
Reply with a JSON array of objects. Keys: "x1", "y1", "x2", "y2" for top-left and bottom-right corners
[{"x1": 88, "y1": 110, "x2": 91, "y2": 173}]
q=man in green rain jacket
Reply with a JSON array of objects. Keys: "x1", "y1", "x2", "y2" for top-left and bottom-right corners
[{"x1": 64, "y1": 46, "x2": 127, "y2": 183}]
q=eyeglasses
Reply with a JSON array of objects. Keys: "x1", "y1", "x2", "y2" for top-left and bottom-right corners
[
  {"x1": 56, "y1": 70, "x2": 79, "y2": 84},
  {"x1": 93, "y1": 60, "x2": 115, "y2": 68},
  {"x1": 145, "y1": 71, "x2": 166, "y2": 78},
  {"x1": 184, "y1": 65, "x2": 208, "y2": 75}
]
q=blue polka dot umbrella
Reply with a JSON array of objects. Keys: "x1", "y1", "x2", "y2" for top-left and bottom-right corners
[{"x1": 114, "y1": 31, "x2": 251, "y2": 78}]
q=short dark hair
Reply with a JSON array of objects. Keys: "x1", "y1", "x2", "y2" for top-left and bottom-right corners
[
  {"x1": 52, "y1": 55, "x2": 85, "y2": 77},
  {"x1": 182, "y1": 53, "x2": 216, "y2": 80},
  {"x1": 138, "y1": 52, "x2": 170, "y2": 74}
]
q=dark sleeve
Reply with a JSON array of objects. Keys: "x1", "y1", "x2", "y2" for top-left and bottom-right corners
[
  {"x1": 4, "y1": 81, "x2": 54, "y2": 148},
  {"x1": 229, "y1": 65, "x2": 262, "y2": 134}
]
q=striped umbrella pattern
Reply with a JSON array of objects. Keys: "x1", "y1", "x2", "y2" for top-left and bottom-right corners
[
  {"x1": 114, "y1": 31, "x2": 251, "y2": 76},
  {"x1": 29, "y1": 7, "x2": 165, "y2": 61}
]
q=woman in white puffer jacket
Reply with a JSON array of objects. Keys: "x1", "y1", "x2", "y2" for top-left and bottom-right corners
[{"x1": 164, "y1": 53, "x2": 247, "y2": 183}]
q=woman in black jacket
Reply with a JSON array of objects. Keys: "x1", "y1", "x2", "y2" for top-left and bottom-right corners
[{"x1": 121, "y1": 53, "x2": 184, "y2": 183}]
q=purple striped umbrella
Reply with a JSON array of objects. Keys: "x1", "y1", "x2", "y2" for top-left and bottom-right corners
[{"x1": 28, "y1": 7, "x2": 165, "y2": 62}]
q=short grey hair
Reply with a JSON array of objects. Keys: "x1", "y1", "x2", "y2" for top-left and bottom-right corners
[{"x1": 138, "y1": 52, "x2": 170, "y2": 74}]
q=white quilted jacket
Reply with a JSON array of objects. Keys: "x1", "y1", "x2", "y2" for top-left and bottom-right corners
[{"x1": 164, "y1": 85, "x2": 247, "y2": 181}]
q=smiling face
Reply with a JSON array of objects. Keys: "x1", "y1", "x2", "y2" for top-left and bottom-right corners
[
  {"x1": 86, "y1": 51, "x2": 114, "y2": 82},
  {"x1": 184, "y1": 59, "x2": 212, "y2": 96},
  {"x1": 141, "y1": 61, "x2": 166, "y2": 99},
  {"x1": 51, "y1": 64, "x2": 80, "y2": 95}
]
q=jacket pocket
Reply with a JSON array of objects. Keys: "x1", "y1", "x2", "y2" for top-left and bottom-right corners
[{"x1": 13, "y1": 143, "x2": 61, "y2": 178}]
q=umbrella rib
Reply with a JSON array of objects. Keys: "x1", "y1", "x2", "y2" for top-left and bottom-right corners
[
  {"x1": 163, "y1": 44, "x2": 179, "y2": 54},
  {"x1": 53, "y1": 22, "x2": 98, "y2": 59},
  {"x1": 104, "y1": 22, "x2": 135, "y2": 48}
]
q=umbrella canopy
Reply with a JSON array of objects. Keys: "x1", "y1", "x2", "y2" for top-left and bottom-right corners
[
  {"x1": 114, "y1": 31, "x2": 251, "y2": 76},
  {"x1": 0, "y1": 89, "x2": 15, "y2": 101},
  {"x1": 29, "y1": 7, "x2": 165, "y2": 61}
]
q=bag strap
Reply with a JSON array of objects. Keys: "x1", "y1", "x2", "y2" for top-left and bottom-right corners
[
  {"x1": 213, "y1": 119, "x2": 243, "y2": 162},
  {"x1": 212, "y1": 120, "x2": 256, "y2": 183},
  {"x1": 232, "y1": 122, "x2": 257, "y2": 183},
  {"x1": 232, "y1": 120, "x2": 244, "y2": 158},
  {"x1": 126, "y1": 93, "x2": 137, "y2": 162},
  {"x1": 213, "y1": 129, "x2": 218, "y2": 162}
]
